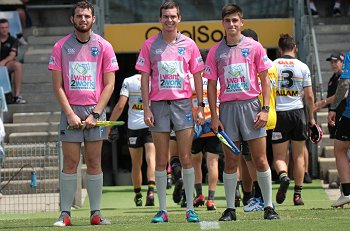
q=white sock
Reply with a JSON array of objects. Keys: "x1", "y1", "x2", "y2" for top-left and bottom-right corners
[
  {"x1": 155, "y1": 170, "x2": 167, "y2": 211},
  {"x1": 334, "y1": 2, "x2": 341, "y2": 9},
  {"x1": 87, "y1": 173, "x2": 103, "y2": 211},
  {"x1": 60, "y1": 172, "x2": 77, "y2": 212},
  {"x1": 223, "y1": 172, "x2": 237, "y2": 209},
  {"x1": 183, "y1": 167, "x2": 195, "y2": 211},
  {"x1": 256, "y1": 169, "x2": 273, "y2": 208},
  {"x1": 310, "y1": 2, "x2": 317, "y2": 11}
]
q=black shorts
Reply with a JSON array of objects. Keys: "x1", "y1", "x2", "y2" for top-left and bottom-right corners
[
  {"x1": 192, "y1": 136, "x2": 223, "y2": 155},
  {"x1": 335, "y1": 116, "x2": 350, "y2": 141},
  {"x1": 328, "y1": 112, "x2": 342, "y2": 139},
  {"x1": 272, "y1": 109, "x2": 307, "y2": 143},
  {"x1": 127, "y1": 128, "x2": 153, "y2": 148}
]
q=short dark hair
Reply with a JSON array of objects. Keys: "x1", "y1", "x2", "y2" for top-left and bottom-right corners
[
  {"x1": 0, "y1": 18, "x2": 9, "y2": 24},
  {"x1": 278, "y1": 34, "x2": 296, "y2": 52},
  {"x1": 241, "y1": 29, "x2": 258, "y2": 42},
  {"x1": 221, "y1": 3, "x2": 243, "y2": 20},
  {"x1": 160, "y1": 1, "x2": 180, "y2": 17},
  {"x1": 72, "y1": 0, "x2": 94, "y2": 17}
]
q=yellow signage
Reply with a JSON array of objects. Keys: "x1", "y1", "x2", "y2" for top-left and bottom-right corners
[{"x1": 105, "y1": 18, "x2": 294, "y2": 53}]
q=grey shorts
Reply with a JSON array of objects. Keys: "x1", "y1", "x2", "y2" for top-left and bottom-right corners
[
  {"x1": 220, "y1": 97, "x2": 266, "y2": 142},
  {"x1": 59, "y1": 105, "x2": 107, "y2": 142},
  {"x1": 149, "y1": 99, "x2": 194, "y2": 132}
]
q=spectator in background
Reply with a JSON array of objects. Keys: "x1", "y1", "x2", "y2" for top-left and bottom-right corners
[
  {"x1": 309, "y1": 0, "x2": 342, "y2": 17},
  {"x1": 0, "y1": 18, "x2": 27, "y2": 104},
  {"x1": 328, "y1": 50, "x2": 350, "y2": 208},
  {"x1": 0, "y1": 0, "x2": 30, "y2": 45},
  {"x1": 314, "y1": 52, "x2": 347, "y2": 138}
]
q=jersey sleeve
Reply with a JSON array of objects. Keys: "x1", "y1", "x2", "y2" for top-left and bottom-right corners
[
  {"x1": 48, "y1": 42, "x2": 62, "y2": 72},
  {"x1": 255, "y1": 42, "x2": 272, "y2": 73},
  {"x1": 302, "y1": 63, "x2": 312, "y2": 88},
  {"x1": 203, "y1": 46, "x2": 218, "y2": 81},
  {"x1": 102, "y1": 41, "x2": 119, "y2": 73},
  {"x1": 189, "y1": 42, "x2": 204, "y2": 74},
  {"x1": 135, "y1": 41, "x2": 151, "y2": 74},
  {"x1": 341, "y1": 52, "x2": 350, "y2": 79},
  {"x1": 120, "y1": 78, "x2": 130, "y2": 98}
]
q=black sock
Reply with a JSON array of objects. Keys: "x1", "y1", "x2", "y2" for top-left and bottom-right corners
[
  {"x1": 195, "y1": 183, "x2": 202, "y2": 196},
  {"x1": 62, "y1": 210, "x2": 71, "y2": 216},
  {"x1": 253, "y1": 181, "x2": 262, "y2": 198},
  {"x1": 170, "y1": 156, "x2": 182, "y2": 181},
  {"x1": 208, "y1": 190, "x2": 215, "y2": 200},
  {"x1": 134, "y1": 187, "x2": 141, "y2": 194},
  {"x1": 294, "y1": 185, "x2": 302, "y2": 195},
  {"x1": 278, "y1": 171, "x2": 288, "y2": 181},
  {"x1": 341, "y1": 183, "x2": 350, "y2": 196},
  {"x1": 90, "y1": 210, "x2": 99, "y2": 217}
]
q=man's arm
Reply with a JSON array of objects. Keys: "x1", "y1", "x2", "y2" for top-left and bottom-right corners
[
  {"x1": 52, "y1": 70, "x2": 81, "y2": 128},
  {"x1": 207, "y1": 79, "x2": 222, "y2": 131},
  {"x1": 330, "y1": 78, "x2": 350, "y2": 111},
  {"x1": 193, "y1": 71, "x2": 204, "y2": 125},
  {"x1": 303, "y1": 86, "x2": 316, "y2": 126},
  {"x1": 92, "y1": 71, "x2": 115, "y2": 115},
  {"x1": 109, "y1": 96, "x2": 128, "y2": 122},
  {"x1": 0, "y1": 51, "x2": 16, "y2": 66},
  {"x1": 140, "y1": 71, "x2": 154, "y2": 127},
  {"x1": 254, "y1": 69, "x2": 270, "y2": 128}
]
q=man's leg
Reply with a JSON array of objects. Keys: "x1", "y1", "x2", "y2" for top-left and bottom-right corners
[
  {"x1": 206, "y1": 152, "x2": 219, "y2": 210},
  {"x1": 192, "y1": 151, "x2": 205, "y2": 207},
  {"x1": 272, "y1": 141, "x2": 290, "y2": 204},
  {"x1": 144, "y1": 142, "x2": 156, "y2": 206},
  {"x1": 291, "y1": 140, "x2": 306, "y2": 205},
  {"x1": 55, "y1": 141, "x2": 81, "y2": 227},
  {"x1": 6, "y1": 61, "x2": 25, "y2": 100},
  {"x1": 152, "y1": 132, "x2": 170, "y2": 212},
  {"x1": 128, "y1": 147, "x2": 144, "y2": 206}
]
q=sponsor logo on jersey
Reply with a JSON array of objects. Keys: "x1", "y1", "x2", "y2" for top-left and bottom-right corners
[
  {"x1": 91, "y1": 47, "x2": 99, "y2": 56},
  {"x1": 136, "y1": 57, "x2": 145, "y2": 66},
  {"x1": 277, "y1": 60, "x2": 295, "y2": 65},
  {"x1": 111, "y1": 57, "x2": 118, "y2": 67},
  {"x1": 276, "y1": 89, "x2": 299, "y2": 96},
  {"x1": 196, "y1": 56, "x2": 204, "y2": 65},
  {"x1": 49, "y1": 56, "x2": 55, "y2": 65},
  {"x1": 156, "y1": 49, "x2": 163, "y2": 54},
  {"x1": 67, "y1": 48, "x2": 76, "y2": 54},
  {"x1": 220, "y1": 53, "x2": 228, "y2": 59},
  {"x1": 204, "y1": 65, "x2": 211, "y2": 74},
  {"x1": 132, "y1": 104, "x2": 144, "y2": 110},
  {"x1": 241, "y1": 48, "x2": 249, "y2": 58},
  {"x1": 263, "y1": 55, "x2": 269, "y2": 64},
  {"x1": 178, "y1": 47, "x2": 185, "y2": 56}
]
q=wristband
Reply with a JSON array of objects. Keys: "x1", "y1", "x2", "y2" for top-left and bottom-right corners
[{"x1": 329, "y1": 108, "x2": 336, "y2": 112}]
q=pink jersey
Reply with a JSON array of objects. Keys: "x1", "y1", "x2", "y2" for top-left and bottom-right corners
[
  {"x1": 135, "y1": 32, "x2": 204, "y2": 101},
  {"x1": 48, "y1": 32, "x2": 119, "y2": 105},
  {"x1": 204, "y1": 36, "x2": 271, "y2": 103}
]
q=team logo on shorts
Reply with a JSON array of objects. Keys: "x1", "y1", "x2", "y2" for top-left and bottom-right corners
[
  {"x1": 178, "y1": 47, "x2": 185, "y2": 56},
  {"x1": 91, "y1": 47, "x2": 99, "y2": 56},
  {"x1": 185, "y1": 113, "x2": 192, "y2": 121},
  {"x1": 241, "y1": 48, "x2": 250, "y2": 58}
]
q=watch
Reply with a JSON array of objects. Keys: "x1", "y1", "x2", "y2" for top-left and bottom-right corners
[
  {"x1": 197, "y1": 102, "x2": 205, "y2": 107},
  {"x1": 91, "y1": 111, "x2": 100, "y2": 119},
  {"x1": 262, "y1": 105, "x2": 270, "y2": 112}
]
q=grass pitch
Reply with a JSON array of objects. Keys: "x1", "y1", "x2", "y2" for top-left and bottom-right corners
[{"x1": 0, "y1": 180, "x2": 349, "y2": 230}]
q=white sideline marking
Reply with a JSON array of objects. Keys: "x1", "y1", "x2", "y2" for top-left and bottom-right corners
[{"x1": 199, "y1": 221, "x2": 220, "y2": 230}]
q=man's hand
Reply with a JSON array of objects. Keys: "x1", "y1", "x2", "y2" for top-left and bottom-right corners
[
  {"x1": 328, "y1": 111, "x2": 336, "y2": 127},
  {"x1": 210, "y1": 116, "x2": 223, "y2": 133},
  {"x1": 83, "y1": 114, "x2": 97, "y2": 129},
  {"x1": 67, "y1": 113, "x2": 82, "y2": 129},
  {"x1": 195, "y1": 107, "x2": 204, "y2": 126},
  {"x1": 144, "y1": 108, "x2": 155, "y2": 127},
  {"x1": 254, "y1": 110, "x2": 268, "y2": 128}
]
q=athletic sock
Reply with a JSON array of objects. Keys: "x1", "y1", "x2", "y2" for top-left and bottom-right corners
[
  {"x1": 183, "y1": 167, "x2": 195, "y2": 210},
  {"x1": 208, "y1": 190, "x2": 215, "y2": 200},
  {"x1": 257, "y1": 169, "x2": 273, "y2": 208},
  {"x1": 134, "y1": 187, "x2": 141, "y2": 194},
  {"x1": 60, "y1": 172, "x2": 77, "y2": 212},
  {"x1": 294, "y1": 185, "x2": 303, "y2": 195},
  {"x1": 278, "y1": 171, "x2": 288, "y2": 181},
  {"x1": 223, "y1": 172, "x2": 237, "y2": 209},
  {"x1": 147, "y1": 181, "x2": 156, "y2": 193},
  {"x1": 167, "y1": 162, "x2": 172, "y2": 175},
  {"x1": 155, "y1": 170, "x2": 167, "y2": 211},
  {"x1": 341, "y1": 183, "x2": 350, "y2": 196},
  {"x1": 170, "y1": 157, "x2": 182, "y2": 182},
  {"x1": 87, "y1": 173, "x2": 103, "y2": 211},
  {"x1": 253, "y1": 181, "x2": 262, "y2": 199},
  {"x1": 195, "y1": 183, "x2": 202, "y2": 196}
]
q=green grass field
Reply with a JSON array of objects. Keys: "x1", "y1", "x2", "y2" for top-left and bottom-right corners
[{"x1": 0, "y1": 180, "x2": 349, "y2": 230}]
